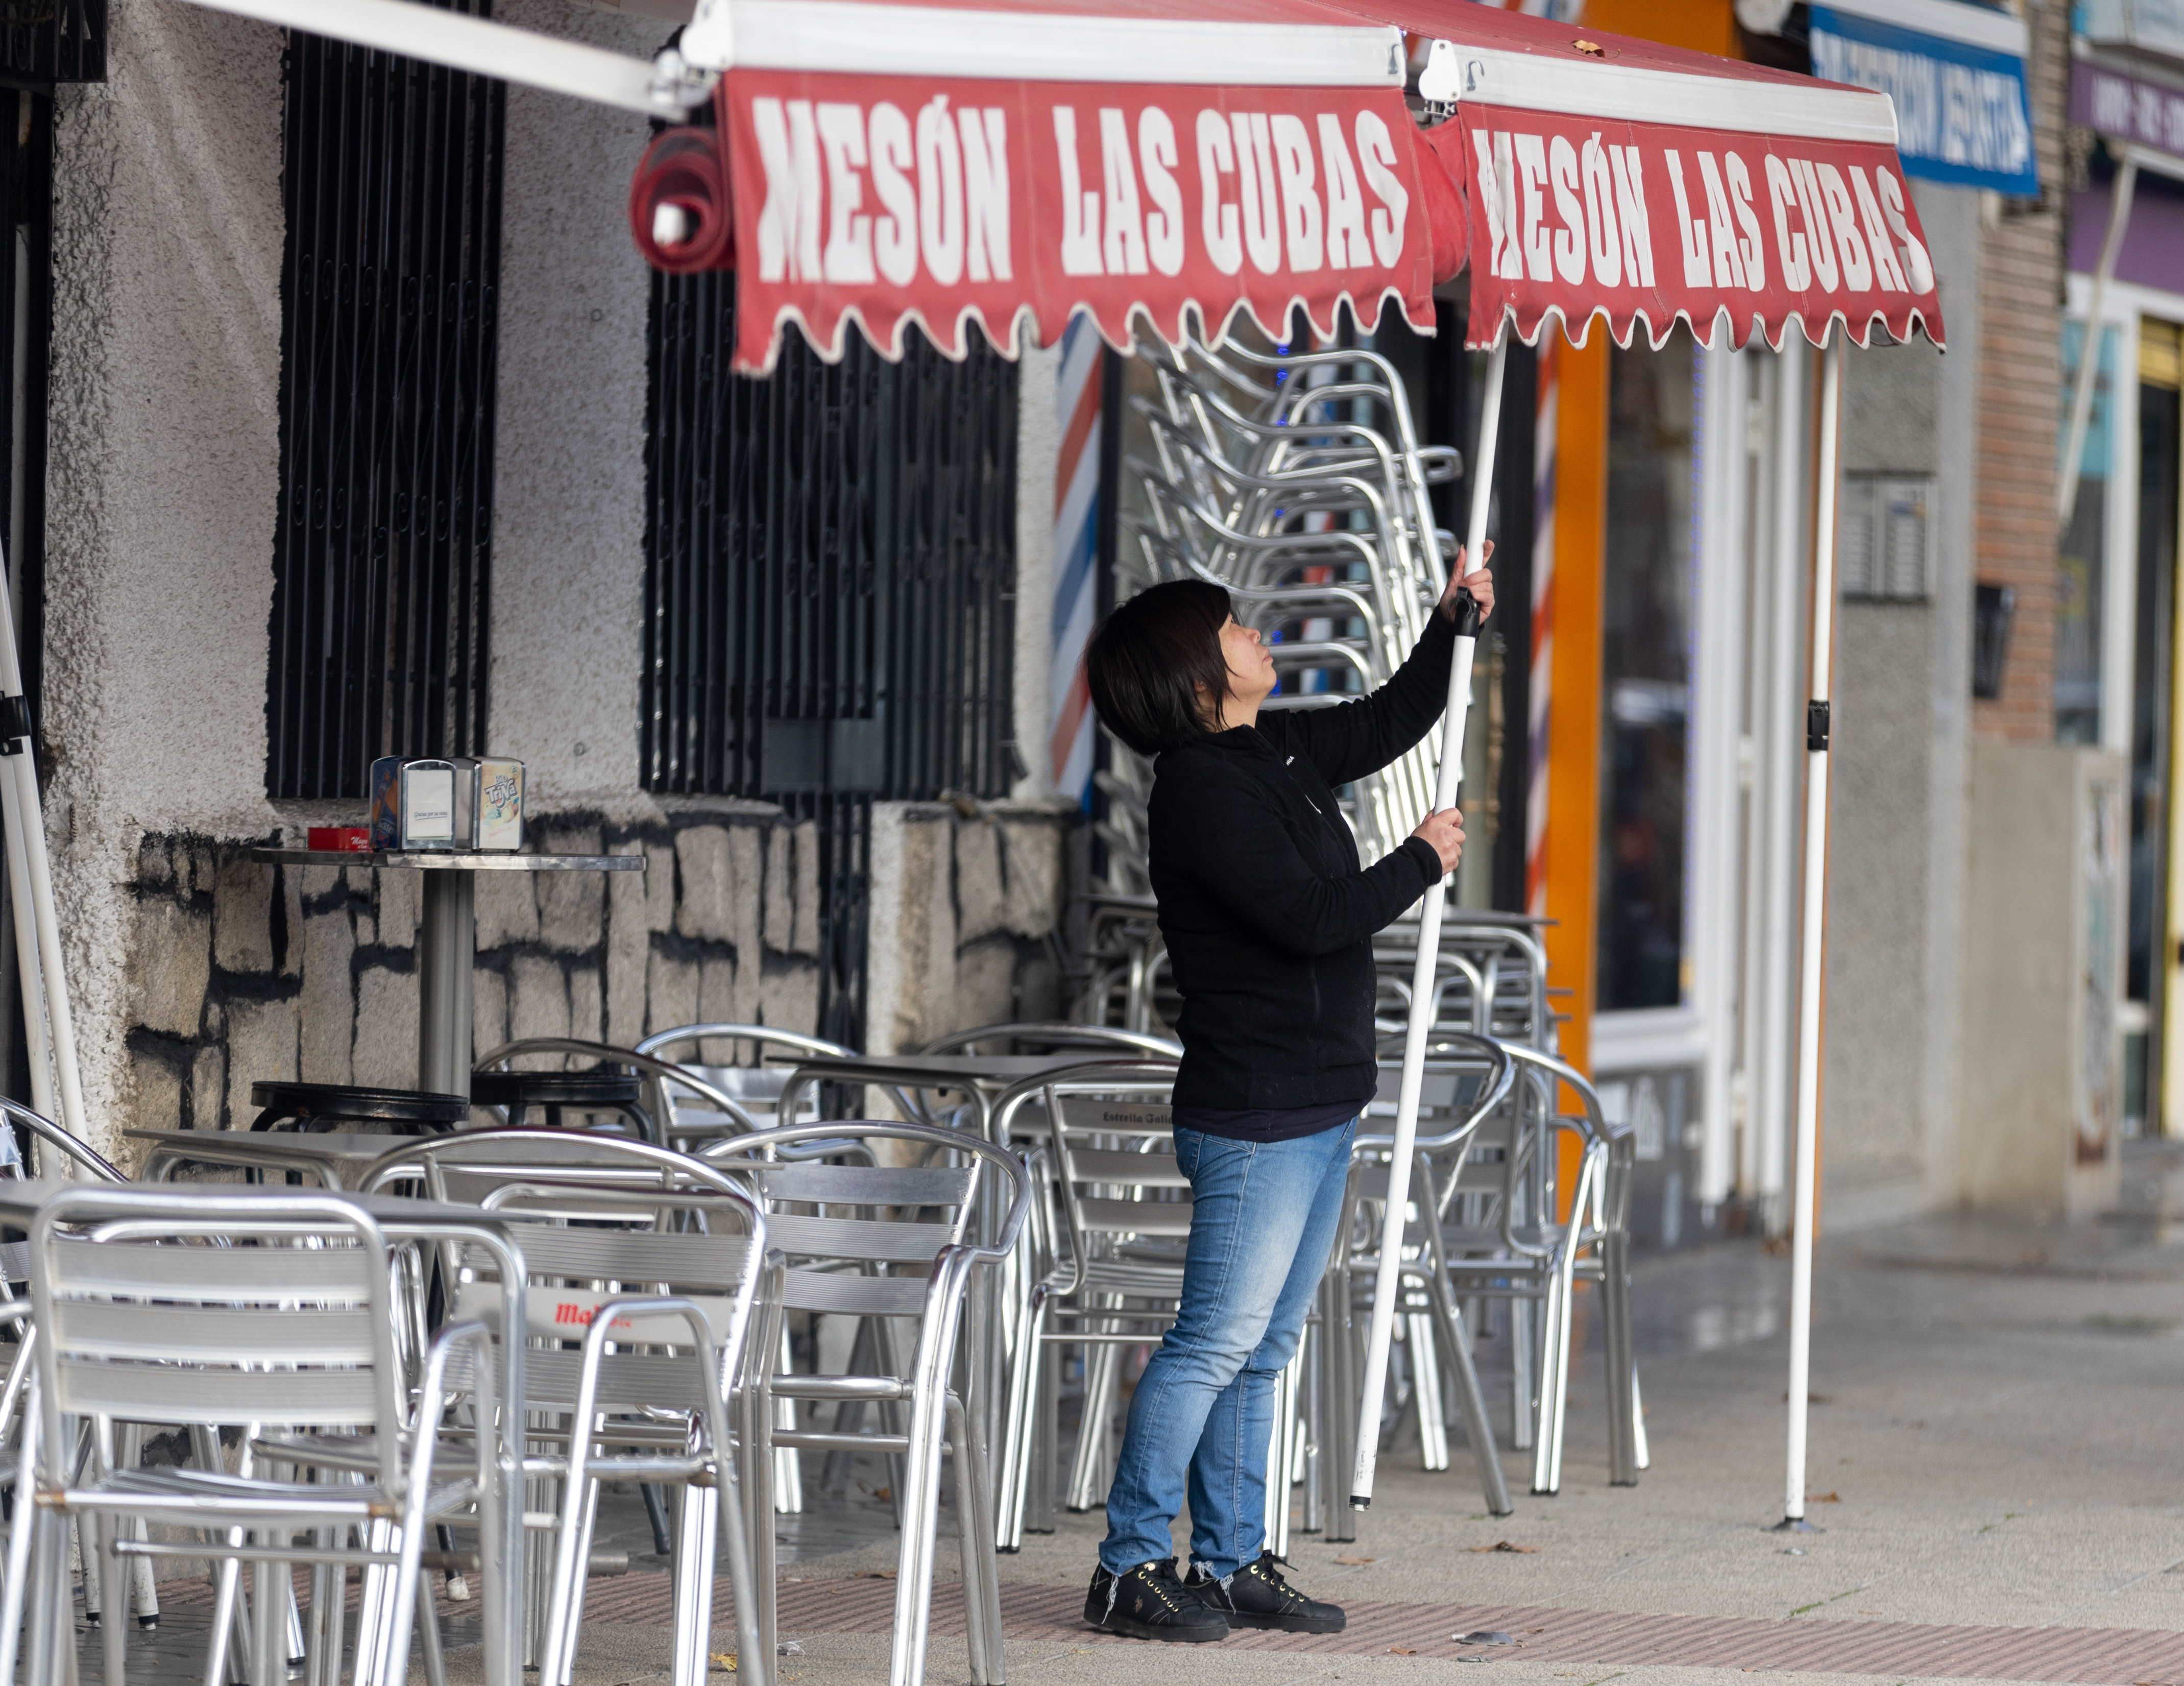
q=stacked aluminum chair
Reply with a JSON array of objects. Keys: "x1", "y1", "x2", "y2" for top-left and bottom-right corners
[
  {"x1": 1102, "y1": 330, "x2": 1461, "y2": 885},
  {"x1": 1078, "y1": 330, "x2": 1646, "y2": 1523}
]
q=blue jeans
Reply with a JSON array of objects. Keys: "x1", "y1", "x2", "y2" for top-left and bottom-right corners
[{"x1": 1099, "y1": 1118, "x2": 1356, "y2": 1579}]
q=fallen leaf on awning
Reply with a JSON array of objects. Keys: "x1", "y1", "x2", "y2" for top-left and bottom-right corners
[
  {"x1": 1389, "y1": 1646, "x2": 1419, "y2": 1655},
  {"x1": 1467, "y1": 1541, "x2": 1537, "y2": 1553},
  {"x1": 856, "y1": 1570, "x2": 898, "y2": 1579},
  {"x1": 710, "y1": 1655, "x2": 737, "y2": 1672},
  {"x1": 1806, "y1": 1491, "x2": 1841, "y2": 1503},
  {"x1": 1335, "y1": 1556, "x2": 1376, "y2": 1565}
]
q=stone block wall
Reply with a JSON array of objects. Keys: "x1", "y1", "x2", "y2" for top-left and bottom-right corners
[
  {"x1": 118, "y1": 802, "x2": 1073, "y2": 1141},
  {"x1": 866, "y1": 802, "x2": 1071, "y2": 1056}
]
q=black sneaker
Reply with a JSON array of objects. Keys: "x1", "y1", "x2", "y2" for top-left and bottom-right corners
[
  {"x1": 1084, "y1": 1558, "x2": 1230, "y2": 1643},
  {"x1": 1185, "y1": 1551, "x2": 1347, "y2": 1633}
]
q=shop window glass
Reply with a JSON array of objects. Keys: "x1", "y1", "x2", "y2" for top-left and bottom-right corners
[
  {"x1": 2056, "y1": 319, "x2": 2118, "y2": 746},
  {"x1": 1597, "y1": 339, "x2": 1696, "y2": 1013}
]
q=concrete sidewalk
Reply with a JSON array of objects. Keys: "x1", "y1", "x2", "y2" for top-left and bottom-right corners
[{"x1": 530, "y1": 1176, "x2": 2184, "y2": 1686}]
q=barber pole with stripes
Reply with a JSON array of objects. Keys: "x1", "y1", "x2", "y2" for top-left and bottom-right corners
[
  {"x1": 1525, "y1": 340, "x2": 1557, "y2": 918},
  {"x1": 1050, "y1": 316, "x2": 1104, "y2": 805}
]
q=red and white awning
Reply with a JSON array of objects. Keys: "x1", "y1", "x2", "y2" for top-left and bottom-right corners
[
  {"x1": 1378, "y1": 2, "x2": 1947, "y2": 350},
  {"x1": 632, "y1": 0, "x2": 1449, "y2": 370},
  {"x1": 632, "y1": 0, "x2": 1944, "y2": 364}
]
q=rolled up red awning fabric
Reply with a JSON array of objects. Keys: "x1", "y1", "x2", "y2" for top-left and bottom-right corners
[
  {"x1": 629, "y1": 94, "x2": 736, "y2": 275},
  {"x1": 1415, "y1": 120, "x2": 1467, "y2": 287}
]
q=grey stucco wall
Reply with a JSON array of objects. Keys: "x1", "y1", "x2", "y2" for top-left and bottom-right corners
[
  {"x1": 489, "y1": 0, "x2": 659, "y2": 806},
  {"x1": 45, "y1": 0, "x2": 289, "y2": 1157},
  {"x1": 1819, "y1": 179, "x2": 1977, "y2": 1218}
]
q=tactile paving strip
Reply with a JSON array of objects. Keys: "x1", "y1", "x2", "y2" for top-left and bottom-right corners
[
  {"x1": 157, "y1": 1569, "x2": 2184, "y2": 1682},
  {"x1": 613, "y1": 1576, "x2": 2184, "y2": 1683}
]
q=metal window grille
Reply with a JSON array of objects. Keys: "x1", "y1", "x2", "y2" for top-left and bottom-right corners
[
  {"x1": 643, "y1": 277, "x2": 1020, "y2": 1041},
  {"x1": 642, "y1": 276, "x2": 1018, "y2": 801},
  {"x1": 0, "y1": 0, "x2": 103, "y2": 85},
  {"x1": 265, "y1": 4, "x2": 504, "y2": 801}
]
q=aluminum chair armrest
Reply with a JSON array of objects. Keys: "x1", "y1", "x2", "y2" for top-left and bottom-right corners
[
  {"x1": 768, "y1": 1375, "x2": 911, "y2": 1403},
  {"x1": 705, "y1": 1118, "x2": 1034, "y2": 1259},
  {"x1": 635, "y1": 1023, "x2": 856, "y2": 1063},
  {"x1": 474, "y1": 1037, "x2": 763, "y2": 1132},
  {"x1": 1354, "y1": 1037, "x2": 1517, "y2": 1156},
  {"x1": 0, "y1": 1096, "x2": 124, "y2": 1183}
]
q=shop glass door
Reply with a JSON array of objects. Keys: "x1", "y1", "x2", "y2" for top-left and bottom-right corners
[
  {"x1": 1598, "y1": 337, "x2": 1697, "y2": 1012},
  {"x1": 2144, "y1": 322, "x2": 2184, "y2": 1139}
]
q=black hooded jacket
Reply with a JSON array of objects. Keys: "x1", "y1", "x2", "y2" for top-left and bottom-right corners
[{"x1": 1149, "y1": 612, "x2": 1458, "y2": 1128}]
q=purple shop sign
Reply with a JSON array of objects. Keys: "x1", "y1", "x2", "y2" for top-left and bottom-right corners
[
  {"x1": 2067, "y1": 177, "x2": 2184, "y2": 290},
  {"x1": 2071, "y1": 59, "x2": 2184, "y2": 155}
]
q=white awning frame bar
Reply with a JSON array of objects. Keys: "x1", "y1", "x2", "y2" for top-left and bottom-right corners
[
  {"x1": 168, "y1": 0, "x2": 712, "y2": 116},
  {"x1": 1444, "y1": 44, "x2": 1899, "y2": 144},
  {"x1": 682, "y1": 0, "x2": 1406, "y2": 86}
]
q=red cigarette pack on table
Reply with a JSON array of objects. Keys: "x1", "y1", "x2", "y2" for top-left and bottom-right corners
[{"x1": 306, "y1": 826, "x2": 372, "y2": 853}]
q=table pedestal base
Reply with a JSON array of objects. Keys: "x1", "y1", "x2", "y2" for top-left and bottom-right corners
[{"x1": 420, "y1": 870, "x2": 476, "y2": 1098}]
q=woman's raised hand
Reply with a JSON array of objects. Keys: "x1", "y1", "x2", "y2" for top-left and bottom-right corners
[
  {"x1": 1411, "y1": 807, "x2": 1466, "y2": 875},
  {"x1": 1439, "y1": 540, "x2": 1495, "y2": 622}
]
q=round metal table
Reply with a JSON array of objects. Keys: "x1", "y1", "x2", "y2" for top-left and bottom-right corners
[{"x1": 251, "y1": 849, "x2": 646, "y2": 1098}]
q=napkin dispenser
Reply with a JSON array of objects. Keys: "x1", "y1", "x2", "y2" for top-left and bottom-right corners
[{"x1": 368, "y1": 757, "x2": 460, "y2": 851}]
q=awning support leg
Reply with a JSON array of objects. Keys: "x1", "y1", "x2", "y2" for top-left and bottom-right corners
[
  {"x1": 1351, "y1": 331, "x2": 1507, "y2": 1510},
  {"x1": 1780, "y1": 334, "x2": 1844, "y2": 1533}
]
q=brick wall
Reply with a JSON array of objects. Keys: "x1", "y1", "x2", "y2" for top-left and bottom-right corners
[
  {"x1": 119, "y1": 804, "x2": 1070, "y2": 1142},
  {"x1": 1971, "y1": 0, "x2": 2069, "y2": 743}
]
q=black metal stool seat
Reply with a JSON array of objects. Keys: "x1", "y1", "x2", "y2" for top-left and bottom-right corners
[
  {"x1": 470, "y1": 1067, "x2": 654, "y2": 1140},
  {"x1": 469, "y1": 1070, "x2": 641, "y2": 1109},
  {"x1": 248, "y1": 1081, "x2": 470, "y2": 1135}
]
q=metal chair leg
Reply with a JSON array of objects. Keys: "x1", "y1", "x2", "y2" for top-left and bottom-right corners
[
  {"x1": 1066, "y1": 1335, "x2": 1122, "y2": 1512},
  {"x1": 22, "y1": 1502, "x2": 63, "y2": 1686},
  {"x1": 640, "y1": 1481, "x2": 675, "y2": 1556},
  {"x1": 1028, "y1": 1337, "x2": 1059, "y2": 1535},
  {"x1": 1299, "y1": 1312, "x2": 1324, "y2": 1535},
  {"x1": 0, "y1": 1395, "x2": 38, "y2": 1686},
  {"x1": 1510, "y1": 1292, "x2": 1536, "y2": 1451},
  {"x1": 888, "y1": 1385, "x2": 952, "y2": 1686},
  {"x1": 415, "y1": 1571, "x2": 451, "y2": 1686},
  {"x1": 1604, "y1": 1224, "x2": 1641, "y2": 1486},
  {"x1": 1408, "y1": 1309, "x2": 1449, "y2": 1472},
  {"x1": 1325, "y1": 1264, "x2": 1357, "y2": 1545},
  {"x1": 948, "y1": 1397, "x2": 1005, "y2": 1686},
  {"x1": 1426, "y1": 1276, "x2": 1512, "y2": 1516},
  {"x1": 997, "y1": 1285, "x2": 1048, "y2": 1551},
  {"x1": 773, "y1": 1322, "x2": 805, "y2": 1515},
  {"x1": 1529, "y1": 1263, "x2": 1566, "y2": 1496},
  {"x1": 668, "y1": 1482, "x2": 719, "y2": 1686}
]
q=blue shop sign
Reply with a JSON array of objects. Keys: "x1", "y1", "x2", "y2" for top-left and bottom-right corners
[{"x1": 1809, "y1": 0, "x2": 2038, "y2": 196}]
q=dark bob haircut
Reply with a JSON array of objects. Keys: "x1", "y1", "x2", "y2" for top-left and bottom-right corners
[{"x1": 1086, "y1": 579, "x2": 1234, "y2": 757}]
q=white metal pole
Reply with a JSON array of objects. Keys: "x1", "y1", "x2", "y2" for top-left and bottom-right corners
[
  {"x1": 1757, "y1": 341, "x2": 1808, "y2": 1216},
  {"x1": 1782, "y1": 335, "x2": 1843, "y2": 1530},
  {"x1": 169, "y1": 0, "x2": 698, "y2": 116},
  {"x1": 2058, "y1": 155, "x2": 2137, "y2": 525},
  {"x1": 0, "y1": 768, "x2": 53, "y2": 1129},
  {"x1": 0, "y1": 540, "x2": 84, "y2": 1150},
  {"x1": 1351, "y1": 332, "x2": 1506, "y2": 1509}
]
